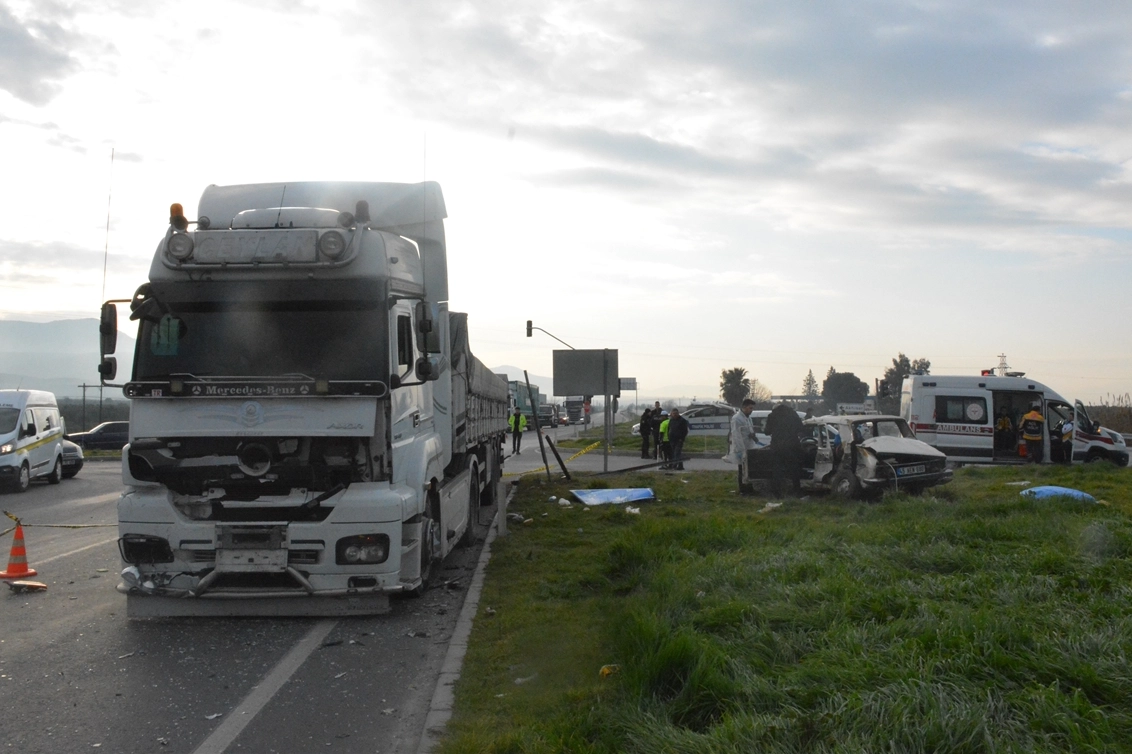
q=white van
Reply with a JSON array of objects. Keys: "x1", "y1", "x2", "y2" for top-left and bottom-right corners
[
  {"x1": 0, "y1": 389, "x2": 66, "y2": 491},
  {"x1": 900, "y1": 375, "x2": 1128, "y2": 466}
]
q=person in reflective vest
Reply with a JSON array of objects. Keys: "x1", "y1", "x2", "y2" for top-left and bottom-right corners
[
  {"x1": 658, "y1": 414, "x2": 671, "y2": 468},
  {"x1": 508, "y1": 407, "x2": 527, "y2": 455},
  {"x1": 1019, "y1": 402, "x2": 1044, "y2": 464}
]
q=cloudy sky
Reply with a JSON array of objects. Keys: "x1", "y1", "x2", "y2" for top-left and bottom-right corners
[{"x1": 2, "y1": 0, "x2": 1131, "y2": 401}]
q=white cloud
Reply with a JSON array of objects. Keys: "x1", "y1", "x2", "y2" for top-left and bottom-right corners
[{"x1": 0, "y1": 0, "x2": 1130, "y2": 398}]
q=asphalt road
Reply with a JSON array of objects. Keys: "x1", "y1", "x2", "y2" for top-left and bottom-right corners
[{"x1": 0, "y1": 462, "x2": 494, "y2": 754}]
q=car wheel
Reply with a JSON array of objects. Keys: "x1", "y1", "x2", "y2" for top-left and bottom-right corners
[
  {"x1": 831, "y1": 468, "x2": 860, "y2": 500},
  {"x1": 47, "y1": 458, "x2": 62, "y2": 485},
  {"x1": 14, "y1": 462, "x2": 30, "y2": 493}
]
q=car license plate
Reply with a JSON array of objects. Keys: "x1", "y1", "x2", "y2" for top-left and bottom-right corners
[{"x1": 897, "y1": 464, "x2": 926, "y2": 476}]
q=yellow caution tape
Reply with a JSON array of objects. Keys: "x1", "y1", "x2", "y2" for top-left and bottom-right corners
[
  {"x1": 3, "y1": 510, "x2": 115, "y2": 535},
  {"x1": 501, "y1": 441, "x2": 603, "y2": 478}
]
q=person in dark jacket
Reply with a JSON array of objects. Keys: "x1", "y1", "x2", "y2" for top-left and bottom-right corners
[
  {"x1": 667, "y1": 407, "x2": 690, "y2": 470},
  {"x1": 650, "y1": 401, "x2": 663, "y2": 459},
  {"x1": 639, "y1": 408, "x2": 654, "y2": 459},
  {"x1": 764, "y1": 403, "x2": 803, "y2": 496}
]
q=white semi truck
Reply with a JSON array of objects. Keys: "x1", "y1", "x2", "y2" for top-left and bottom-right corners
[{"x1": 99, "y1": 181, "x2": 508, "y2": 617}]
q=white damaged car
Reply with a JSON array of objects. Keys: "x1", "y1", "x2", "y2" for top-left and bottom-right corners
[{"x1": 743, "y1": 414, "x2": 952, "y2": 498}]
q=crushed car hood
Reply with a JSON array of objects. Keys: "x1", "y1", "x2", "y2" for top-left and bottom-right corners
[{"x1": 860, "y1": 436, "x2": 945, "y2": 458}]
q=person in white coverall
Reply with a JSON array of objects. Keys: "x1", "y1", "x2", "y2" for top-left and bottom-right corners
[{"x1": 728, "y1": 399, "x2": 760, "y2": 492}]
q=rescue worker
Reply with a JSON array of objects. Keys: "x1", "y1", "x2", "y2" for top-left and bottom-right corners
[
  {"x1": 639, "y1": 407, "x2": 654, "y2": 459},
  {"x1": 764, "y1": 402, "x2": 804, "y2": 496},
  {"x1": 508, "y1": 407, "x2": 527, "y2": 455},
  {"x1": 728, "y1": 399, "x2": 759, "y2": 492},
  {"x1": 667, "y1": 407, "x2": 690, "y2": 471},
  {"x1": 658, "y1": 412, "x2": 671, "y2": 468},
  {"x1": 1020, "y1": 402, "x2": 1045, "y2": 464},
  {"x1": 651, "y1": 401, "x2": 663, "y2": 459},
  {"x1": 1054, "y1": 416, "x2": 1075, "y2": 463}
]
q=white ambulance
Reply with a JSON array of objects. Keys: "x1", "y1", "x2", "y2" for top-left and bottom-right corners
[
  {"x1": 900, "y1": 374, "x2": 1128, "y2": 466},
  {"x1": 0, "y1": 389, "x2": 66, "y2": 491}
]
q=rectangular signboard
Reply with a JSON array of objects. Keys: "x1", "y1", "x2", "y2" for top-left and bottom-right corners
[
  {"x1": 552, "y1": 349, "x2": 619, "y2": 397},
  {"x1": 619, "y1": 377, "x2": 637, "y2": 391}
]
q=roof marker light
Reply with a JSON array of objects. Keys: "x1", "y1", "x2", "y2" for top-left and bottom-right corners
[{"x1": 169, "y1": 203, "x2": 188, "y2": 230}]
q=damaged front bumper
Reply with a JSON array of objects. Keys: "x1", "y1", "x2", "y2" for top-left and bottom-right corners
[
  {"x1": 860, "y1": 467, "x2": 953, "y2": 491},
  {"x1": 116, "y1": 483, "x2": 412, "y2": 617}
]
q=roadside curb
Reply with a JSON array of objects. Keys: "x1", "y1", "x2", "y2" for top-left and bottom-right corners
[{"x1": 415, "y1": 484, "x2": 513, "y2": 753}]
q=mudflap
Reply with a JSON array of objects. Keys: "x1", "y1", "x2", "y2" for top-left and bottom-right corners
[{"x1": 125, "y1": 592, "x2": 391, "y2": 618}]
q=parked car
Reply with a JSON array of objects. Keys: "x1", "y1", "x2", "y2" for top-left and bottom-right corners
[
  {"x1": 67, "y1": 421, "x2": 129, "y2": 450},
  {"x1": 743, "y1": 414, "x2": 952, "y2": 498},
  {"x1": 633, "y1": 405, "x2": 804, "y2": 445},
  {"x1": 61, "y1": 439, "x2": 84, "y2": 478}
]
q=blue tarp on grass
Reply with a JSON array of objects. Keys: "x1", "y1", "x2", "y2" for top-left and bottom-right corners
[
  {"x1": 1020, "y1": 485, "x2": 1096, "y2": 503},
  {"x1": 571, "y1": 488, "x2": 655, "y2": 506}
]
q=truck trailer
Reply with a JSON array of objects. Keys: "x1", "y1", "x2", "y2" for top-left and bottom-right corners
[{"x1": 99, "y1": 181, "x2": 508, "y2": 617}]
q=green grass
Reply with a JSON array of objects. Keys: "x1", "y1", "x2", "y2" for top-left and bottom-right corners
[{"x1": 441, "y1": 463, "x2": 1132, "y2": 754}]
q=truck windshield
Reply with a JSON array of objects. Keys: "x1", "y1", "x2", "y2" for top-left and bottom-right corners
[{"x1": 132, "y1": 301, "x2": 385, "y2": 381}]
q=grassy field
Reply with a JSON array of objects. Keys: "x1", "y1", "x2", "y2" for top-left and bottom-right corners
[{"x1": 441, "y1": 463, "x2": 1132, "y2": 754}]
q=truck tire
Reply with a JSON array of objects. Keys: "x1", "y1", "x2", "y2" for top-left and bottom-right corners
[
  {"x1": 480, "y1": 446, "x2": 500, "y2": 506},
  {"x1": 831, "y1": 468, "x2": 860, "y2": 500},
  {"x1": 459, "y1": 477, "x2": 478, "y2": 547},
  {"x1": 410, "y1": 489, "x2": 442, "y2": 597}
]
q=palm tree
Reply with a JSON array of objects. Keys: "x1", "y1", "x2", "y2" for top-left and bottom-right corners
[{"x1": 719, "y1": 367, "x2": 751, "y2": 407}]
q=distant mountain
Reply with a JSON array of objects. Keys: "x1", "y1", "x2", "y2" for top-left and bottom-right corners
[
  {"x1": 0, "y1": 319, "x2": 136, "y2": 398},
  {"x1": 489, "y1": 365, "x2": 556, "y2": 395}
]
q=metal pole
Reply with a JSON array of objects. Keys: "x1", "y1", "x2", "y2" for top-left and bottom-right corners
[
  {"x1": 602, "y1": 350, "x2": 610, "y2": 472},
  {"x1": 524, "y1": 371, "x2": 552, "y2": 482}
]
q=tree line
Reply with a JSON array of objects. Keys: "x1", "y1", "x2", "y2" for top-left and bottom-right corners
[{"x1": 719, "y1": 353, "x2": 931, "y2": 413}]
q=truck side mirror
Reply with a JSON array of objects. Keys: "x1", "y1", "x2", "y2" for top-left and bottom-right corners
[
  {"x1": 415, "y1": 301, "x2": 442, "y2": 354},
  {"x1": 98, "y1": 356, "x2": 118, "y2": 382},
  {"x1": 415, "y1": 356, "x2": 441, "y2": 382},
  {"x1": 100, "y1": 302, "x2": 118, "y2": 356}
]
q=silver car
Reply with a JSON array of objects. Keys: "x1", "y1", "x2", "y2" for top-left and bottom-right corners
[{"x1": 743, "y1": 414, "x2": 952, "y2": 498}]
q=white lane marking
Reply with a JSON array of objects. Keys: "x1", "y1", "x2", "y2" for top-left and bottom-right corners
[
  {"x1": 191, "y1": 619, "x2": 339, "y2": 754},
  {"x1": 35, "y1": 536, "x2": 118, "y2": 566}
]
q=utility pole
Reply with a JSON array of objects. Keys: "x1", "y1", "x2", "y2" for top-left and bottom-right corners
[{"x1": 78, "y1": 383, "x2": 100, "y2": 431}]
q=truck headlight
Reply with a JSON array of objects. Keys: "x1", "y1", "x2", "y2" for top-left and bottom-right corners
[
  {"x1": 336, "y1": 534, "x2": 390, "y2": 565},
  {"x1": 0, "y1": 442, "x2": 13, "y2": 454},
  {"x1": 318, "y1": 231, "x2": 347, "y2": 259},
  {"x1": 167, "y1": 232, "x2": 195, "y2": 260}
]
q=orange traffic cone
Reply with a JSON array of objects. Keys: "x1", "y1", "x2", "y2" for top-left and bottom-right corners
[{"x1": 0, "y1": 524, "x2": 37, "y2": 579}]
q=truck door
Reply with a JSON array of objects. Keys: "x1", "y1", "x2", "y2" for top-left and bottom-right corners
[{"x1": 389, "y1": 302, "x2": 427, "y2": 484}]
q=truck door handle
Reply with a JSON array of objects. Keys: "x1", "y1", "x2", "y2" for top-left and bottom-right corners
[{"x1": 413, "y1": 412, "x2": 421, "y2": 428}]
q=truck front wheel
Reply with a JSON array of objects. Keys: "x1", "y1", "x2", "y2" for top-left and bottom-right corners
[{"x1": 410, "y1": 490, "x2": 442, "y2": 597}]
